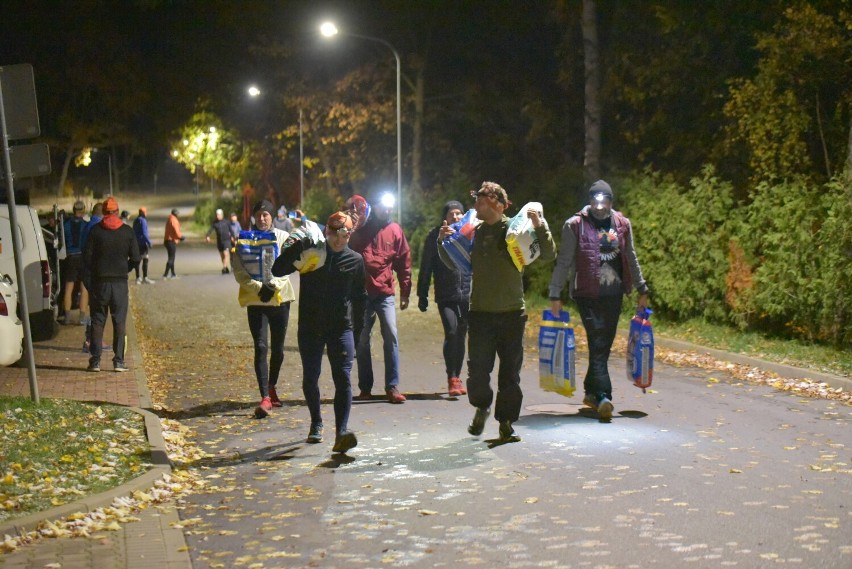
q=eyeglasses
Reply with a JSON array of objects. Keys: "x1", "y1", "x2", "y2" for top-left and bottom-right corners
[{"x1": 327, "y1": 227, "x2": 351, "y2": 237}]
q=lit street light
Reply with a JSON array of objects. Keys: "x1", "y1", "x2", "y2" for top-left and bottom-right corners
[{"x1": 320, "y1": 21, "x2": 403, "y2": 226}]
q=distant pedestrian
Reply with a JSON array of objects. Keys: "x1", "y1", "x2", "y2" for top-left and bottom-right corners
[
  {"x1": 347, "y1": 194, "x2": 412, "y2": 404},
  {"x1": 163, "y1": 208, "x2": 186, "y2": 279},
  {"x1": 438, "y1": 181, "x2": 555, "y2": 442},
  {"x1": 273, "y1": 206, "x2": 294, "y2": 233},
  {"x1": 60, "y1": 200, "x2": 89, "y2": 325},
  {"x1": 79, "y1": 202, "x2": 103, "y2": 348},
  {"x1": 232, "y1": 200, "x2": 296, "y2": 419},
  {"x1": 548, "y1": 180, "x2": 649, "y2": 421},
  {"x1": 272, "y1": 211, "x2": 366, "y2": 453},
  {"x1": 417, "y1": 200, "x2": 470, "y2": 397},
  {"x1": 133, "y1": 207, "x2": 154, "y2": 284},
  {"x1": 82, "y1": 196, "x2": 140, "y2": 373},
  {"x1": 228, "y1": 212, "x2": 242, "y2": 247},
  {"x1": 120, "y1": 210, "x2": 130, "y2": 225},
  {"x1": 206, "y1": 208, "x2": 233, "y2": 274}
]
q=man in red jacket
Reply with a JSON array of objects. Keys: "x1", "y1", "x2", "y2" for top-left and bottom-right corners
[{"x1": 346, "y1": 194, "x2": 412, "y2": 404}]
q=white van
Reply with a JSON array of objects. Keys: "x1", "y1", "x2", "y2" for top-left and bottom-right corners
[
  {"x1": 0, "y1": 205, "x2": 59, "y2": 341},
  {"x1": 0, "y1": 273, "x2": 24, "y2": 366}
]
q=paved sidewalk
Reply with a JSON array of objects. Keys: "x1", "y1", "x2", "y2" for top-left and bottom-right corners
[{"x1": 0, "y1": 310, "x2": 191, "y2": 569}]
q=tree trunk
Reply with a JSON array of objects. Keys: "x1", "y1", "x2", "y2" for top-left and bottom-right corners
[
  {"x1": 582, "y1": 0, "x2": 602, "y2": 186},
  {"x1": 56, "y1": 146, "x2": 74, "y2": 197}
]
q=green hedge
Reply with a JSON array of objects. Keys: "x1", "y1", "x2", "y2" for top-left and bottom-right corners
[{"x1": 616, "y1": 168, "x2": 851, "y2": 348}]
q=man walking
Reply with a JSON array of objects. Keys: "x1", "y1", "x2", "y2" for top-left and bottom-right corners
[
  {"x1": 347, "y1": 194, "x2": 411, "y2": 404},
  {"x1": 82, "y1": 197, "x2": 140, "y2": 373},
  {"x1": 548, "y1": 180, "x2": 649, "y2": 421},
  {"x1": 272, "y1": 211, "x2": 367, "y2": 453},
  {"x1": 439, "y1": 182, "x2": 555, "y2": 442},
  {"x1": 417, "y1": 200, "x2": 470, "y2": 397},
  {"x1": 206, "y1": 208, "x2": 233, "y2": 274}
]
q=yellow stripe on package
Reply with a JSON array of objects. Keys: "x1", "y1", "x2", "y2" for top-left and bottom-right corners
[{"x1": 538, "y1": 309, "x2": 576, "y2": 397}]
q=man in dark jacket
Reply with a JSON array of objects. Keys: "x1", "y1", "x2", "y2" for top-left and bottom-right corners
[
  {"x1": 272, "y1": 211, "x2": 367, "y2": 454},
  {"x1": 417, "y1": 200, "x2": 471, "y2": 397},
  {"x1": 82, "y1": 197, "x2": 140, "y2": 373}
]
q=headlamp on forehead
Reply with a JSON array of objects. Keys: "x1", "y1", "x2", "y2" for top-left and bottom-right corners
[
  {"x1": 592, "y1": 192, "x2": 612, "y2": 207},
  {"x1": 379, "y1": 192, "x2": 396, "y2": 209}
]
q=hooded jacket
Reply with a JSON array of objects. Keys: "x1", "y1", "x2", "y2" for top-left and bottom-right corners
[
  {"x1": 348, "y1": 212, "x2": 412, "y2": 299},
  {"x1": 82, "y1": 215, "x2": 141, "y2": 283}
]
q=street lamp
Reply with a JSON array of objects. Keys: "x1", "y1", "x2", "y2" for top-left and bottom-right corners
[
  {"x1": 320, "y1": 21, "x2": 402, "y2": 225},
  {"x1": 248, "y1": 86, "x2": 305, "y2": 209}
]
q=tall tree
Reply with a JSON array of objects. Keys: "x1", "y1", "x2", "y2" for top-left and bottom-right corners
[{"x1": 581, "y1": 0, "x2": 602, "y2": 184}]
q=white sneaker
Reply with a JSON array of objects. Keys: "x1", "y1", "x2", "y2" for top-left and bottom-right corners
[
  {"x1": 136, "y1": 277, "x2": 143, "y2": 284},
  {"x1": 143, "y1": 277, "x2": 156, "y2": 284}
]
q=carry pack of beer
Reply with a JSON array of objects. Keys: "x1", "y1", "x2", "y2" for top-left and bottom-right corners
[
  {"x1": 236, "y1": 230, "x2": 279, "y2": 283},
  {"x1": 538, "y1": 309, "x2": 576, "y2": 397},
  {"x1": 440, "y1": 208, "x2": 479, "y2": 276},
  {"x1": 626, "y1": 307, "x2": 654, "y2": 392},
  {"x1": 506, "y1": 202, "x2": 547, "y2": 271},
  {"x1": 286, "y1": 219, "x2": 327, "y2": 274}
]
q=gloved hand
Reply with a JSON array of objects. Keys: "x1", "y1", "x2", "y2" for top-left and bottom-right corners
[
  {"x1": 179, "y1": 235, "x2": 186, "y2": 242},
  {"x1": 418, "y1": 297, "x2": 428, "y2": 312},
  {"x1": 258, "y1": 283, "x2": 276, "y2": 303}
]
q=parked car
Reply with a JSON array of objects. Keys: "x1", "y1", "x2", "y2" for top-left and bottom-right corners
[
  {"x1": 0, "y1": 205, "x2": 59, "y2": 341},
  {"x1": 0, "y1": 273, "x2": 24, "y2": 366}
]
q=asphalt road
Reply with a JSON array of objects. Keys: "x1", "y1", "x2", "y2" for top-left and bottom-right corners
[{"x1": 128, "y1": 230, "x2": 850, "y2": 569}]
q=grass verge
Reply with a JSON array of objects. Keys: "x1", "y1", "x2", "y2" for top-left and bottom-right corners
[{"x1": 0, "y1": 397, "x2": 151, "y2": 523}]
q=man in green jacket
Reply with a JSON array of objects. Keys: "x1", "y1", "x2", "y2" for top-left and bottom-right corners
[{"x1": 439, "y1": 181, "x2": 555, "y2": 442}]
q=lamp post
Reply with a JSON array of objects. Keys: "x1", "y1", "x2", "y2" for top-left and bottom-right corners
[{"x1": 320, "y1": 21, "x2": 402, "y2": 225}]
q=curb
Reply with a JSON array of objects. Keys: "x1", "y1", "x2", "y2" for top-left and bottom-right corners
[
  {"x1": 0, "y1": 306, "x2": 192, "y2": 569},
  {"x1": 0, "y1": 407, "x2": 169, "y2": 538},
  {"x1": 655, "y1": 336, "x2": 852, "y2": 392}
]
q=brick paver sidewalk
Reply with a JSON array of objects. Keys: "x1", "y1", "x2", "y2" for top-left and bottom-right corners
[{"x1": 0, "y1": 310, "x2": 191, "y2": 569}]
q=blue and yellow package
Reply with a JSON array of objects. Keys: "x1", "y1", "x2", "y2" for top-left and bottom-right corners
[{"x1": 538, "y1": 309, "x2": 576, "y2": 397}]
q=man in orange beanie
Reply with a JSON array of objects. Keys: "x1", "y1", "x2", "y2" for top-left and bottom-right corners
[{"x1": 82, "y1": 197, "x2": 140, "y2": 373}]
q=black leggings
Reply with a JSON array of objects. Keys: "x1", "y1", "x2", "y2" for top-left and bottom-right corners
[
  {"x1": 163, "y1": 241, "x2": 177, "y2": 277},
  {"x1": 247, "y1": 303, "x2": 290, "y2": 398}
]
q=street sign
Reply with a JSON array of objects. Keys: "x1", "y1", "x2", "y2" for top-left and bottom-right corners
[
  {"x1": 0, "y1": 143, "x2": 51, "y2": 180},
  {"x1": 0, "y1": 64, "x2": 40, "y2": 140}
]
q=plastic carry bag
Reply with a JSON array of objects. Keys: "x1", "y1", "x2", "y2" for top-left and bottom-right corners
[
  {"x1": 287, "y1": 219, "x2": 327, "y2": 273},
  {"x1": 506, "y1": 202, "x2": 547, "y2": 271},
  {"x1": 626, "y1": 307, "x2": 654, "y2": 392},
  {"x1": 440, "y1": 208, "x2": 479, "y2": 276},
  {"x1": 538, "y1": 309, "x2": 576, "y2": 397}
]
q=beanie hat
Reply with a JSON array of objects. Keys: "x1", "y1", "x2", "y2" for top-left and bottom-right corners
[
  {"x1": 138, "y1": 207, "x2": 147, "y2": 217},
  {"x1": 346, "y1": 194, "x2": 371, "y2": 229},
  {"x1": 171, "y1": 208, "x2": 179, "y2": 216},
  {"x1": 252, "y1": 200, "x2": 276, "y2": 217},
  {"x1": 103, "y1": 197, "x2": 119, "y2": 214},
  {"x1": 442, "y1": 200, "x2": 464, "y2": 219},
  {"x1": 588, "y1": 180, "x2": 614, "y2": 200},
  {"x1": 326, "y1": 211, "x2": 354, "y2": 231}
]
